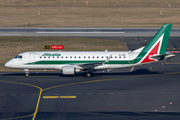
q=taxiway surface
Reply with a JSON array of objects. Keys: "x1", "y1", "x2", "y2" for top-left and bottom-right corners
[{"x1": 1, "y1": 62, "x2": 180, "y2": 120}]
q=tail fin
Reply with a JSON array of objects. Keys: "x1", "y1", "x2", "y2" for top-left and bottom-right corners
[
  {"x1": 142, "y1": 24, "x2": 172, "y2": 55},
  {"x1": 135, "y1": 24, "x2": 172, "y2": 64}
]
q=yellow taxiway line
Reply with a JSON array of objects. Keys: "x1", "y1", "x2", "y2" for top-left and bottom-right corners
[
  {"x1": 43, "y1": 96, "x2": 76, "y2": 99},
  {"x1": 0, "y1": 80, "x2": 42, "y2": 120},
  {"x1": 60, "y1": 96, "x2": 76, "y2": 98}
]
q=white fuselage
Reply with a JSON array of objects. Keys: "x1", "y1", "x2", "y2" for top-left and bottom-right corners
[{"x1": 5, "y1": 51, "x2": 141, "y2": 71}]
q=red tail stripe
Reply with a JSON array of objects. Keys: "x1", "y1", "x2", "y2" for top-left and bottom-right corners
[{"x1": 141, "y1": 41, "x2": 160, "y2": 63}]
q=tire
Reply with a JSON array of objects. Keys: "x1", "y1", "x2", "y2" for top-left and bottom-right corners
[{"x1": 86, "y1": 72, "x2": 91, "y2": 77}]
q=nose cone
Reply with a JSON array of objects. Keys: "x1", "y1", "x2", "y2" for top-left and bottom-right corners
[{"x1": 5, "y1": 61, "x2": 12, "y2": 68}]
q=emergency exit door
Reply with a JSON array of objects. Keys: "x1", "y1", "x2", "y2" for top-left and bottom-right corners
[{"x1": 128, "y1": 52, "x2": 134, "y2": 64}]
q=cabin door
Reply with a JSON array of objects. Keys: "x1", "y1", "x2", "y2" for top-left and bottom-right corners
[{"x1": 30, "y1": 52, "x2": 36, "y2": 62}]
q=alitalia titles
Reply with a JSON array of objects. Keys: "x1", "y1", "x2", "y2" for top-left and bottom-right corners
[{"x1": 42, "y1": 53, "x2": 61, "y2": 57}]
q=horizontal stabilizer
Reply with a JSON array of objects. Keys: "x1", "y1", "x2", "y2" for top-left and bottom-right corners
[{"x1": 150, "y1": 54, "x2": 175, "y2": 60}]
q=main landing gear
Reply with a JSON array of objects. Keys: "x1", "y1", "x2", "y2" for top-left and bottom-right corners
[
  {"x1": 86, "y1": 71, "x2": 91, "y2": 77},
  {"x1": 24, "y1": 69, "x2": 29, "y2": 77}
]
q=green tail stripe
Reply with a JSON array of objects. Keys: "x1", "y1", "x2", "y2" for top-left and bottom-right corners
[{"x1": 159, "y1": 24, "x2": 172, "y2": 54}]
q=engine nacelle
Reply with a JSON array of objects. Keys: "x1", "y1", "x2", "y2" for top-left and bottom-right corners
[{"x1": 62, "y1": 66, "x2": 81, "y2": 75}]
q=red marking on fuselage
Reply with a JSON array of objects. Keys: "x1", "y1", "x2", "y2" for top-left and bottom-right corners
[{"x1": 141, "y1": 41, "x2": 160, "y2": 63}]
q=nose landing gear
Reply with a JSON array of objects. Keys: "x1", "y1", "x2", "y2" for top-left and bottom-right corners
[{"x1": 24, "y1": 69, "x2": 29, "y2": 77}]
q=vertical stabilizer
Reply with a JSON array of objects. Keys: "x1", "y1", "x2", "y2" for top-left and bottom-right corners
[
  {"x1": 142, "y1": 24, "x2": 172, "y2": 55},
  {"x1": 134, "y1": 24, "x2": 172, "y2": 64}
]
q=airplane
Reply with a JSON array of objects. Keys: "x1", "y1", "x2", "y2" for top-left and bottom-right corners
[{"x1": 5, "y1": 24, "x2": 175, "y2": 77}]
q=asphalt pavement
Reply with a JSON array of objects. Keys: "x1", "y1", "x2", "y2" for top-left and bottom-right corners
[
  {"x1": 1, "y1": 61, "x2": 180, "y2": 120},
  {"x1": 0, "y1": 27, "x2": 179, "y2": 37}
]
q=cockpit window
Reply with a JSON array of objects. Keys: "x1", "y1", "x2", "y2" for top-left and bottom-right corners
[
  {"x1": 14, "y1": 55, "x2": 22, "y2": 59},
  {"x1": 14, "y1": 55, "x2": 19, "y2": 58},
  {"x1": 18, "y1": 55, "x2": 22, "y2": 59}
]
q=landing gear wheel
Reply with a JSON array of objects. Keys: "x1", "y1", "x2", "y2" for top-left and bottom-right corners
[
  {"x1": 25, "y1": 73, "x2": 29, "y2": 77},
  {"x1": 86, "y1": 72, "x2": 91, "y2": 77}
]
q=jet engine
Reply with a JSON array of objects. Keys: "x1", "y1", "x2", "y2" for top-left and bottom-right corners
[{"x1": 62, "y1": 66, "x2": 81, "y2": 75}]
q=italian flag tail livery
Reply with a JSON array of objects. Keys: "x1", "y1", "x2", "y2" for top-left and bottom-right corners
[{"x1": 136, "y1": 24, "x2": 172, "y2": 64}]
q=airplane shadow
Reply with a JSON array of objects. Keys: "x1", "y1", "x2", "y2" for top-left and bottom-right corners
[
  {"x1": 0, "y1": 69, "x2": 161, "y2": 77},
  {"x1": 93, "y1": 69, "x2": 160, "y2": 76}
]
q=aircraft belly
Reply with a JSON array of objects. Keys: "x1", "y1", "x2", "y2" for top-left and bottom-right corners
[{"x1": 24, "y1": 65, "x2": 55, "y2": 69}]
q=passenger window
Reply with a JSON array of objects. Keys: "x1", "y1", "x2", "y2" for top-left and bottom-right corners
[
  {"x1": 66, "y1": 56, "x2": 68, "y2": 58},
  {"x1": 61, "y1": 56, "x2": 63, "y2": 58},
  {"x1": 97, "y1": 56, "x2": 99, "y2": 59},
  {"x1": 70, "y1": 56, "x2": 72, "y2": 58},
  {"x1": 102, "y1": 56, "x2": 103, "y2": 58},
  {"x1": 93, "y1": 56, "x2": 94, "y2": 59},
  {"x1": 115, "y1": 56, "x2": 117, "y2": 58},
  {"x1": 44, "y1": 57, "x2": 46, "y2": 58},
  {"x1": 53, "y1": 57, "x2": 55, "y2": 58},
  {"x1": 40, "y1": 57, "x2": 42, "y2": 59},
  {"x1": 74, "y1": 56, "x2": 76, "y2": 59},
  {"x1": 57, "y1": 57, "x2": 59, "y2": 58},
  {"x1": 79, "y1": 56, "x2": 81, "y2": 59},
  {"x1": 106, "y1": 56, "x2": 108, "y2": 58},
  {"x1": 48, "y1": 57, "x2": 50, "y2": 58},
  {"x1": 84, "y1": 56, "x2": 86, "y2": 58},
  {"x1": 88, "y1": 56, "x2": 90, "y2": 58}
]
